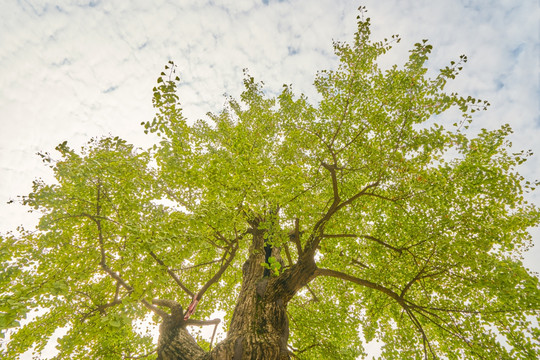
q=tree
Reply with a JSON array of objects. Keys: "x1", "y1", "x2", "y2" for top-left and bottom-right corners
[{"x1": 2, "y1": 7, "x2": 540, "y2": 360}]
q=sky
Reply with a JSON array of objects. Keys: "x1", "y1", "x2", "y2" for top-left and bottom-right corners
[{"x1": 0, "y1": 0, "x2": 539, "y2": 357}]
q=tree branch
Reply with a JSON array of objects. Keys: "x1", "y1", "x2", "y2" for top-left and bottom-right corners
[
  {"x1": 351, "y1": 258, "x2": 369, "y2": 269},
  {"x1": 283, "y1": 242, "x2": 294, "y2": 267},
  {"x1": 315, "y1": 267, "x2": 405, "y2": 306},
  {"x1": 335, "y1": 180, "x2": 381, "y2": 212},
  {"x1": 196, "y1": 243, "x2": 238, "y2": 300},
  {"x1": 335, "y1": 125, "x2": 368, "y2": 155},
  {"x1": 400, "y1": 246, "x2": 438, "y2": 297},
  {"x1": 302, "y1": 179, "x2": 381, "y2": 257},
  {"x1": 80, "y1": 298, "x2": 124, "y2": 322},
  {"x1": 321, "y1": 162, "x2": 341, "y2": 206},
  {"x1": 315, "y1": 267, "x2": 452, "y2": 359},
  {"x1": 91, "y1": 181, "x2": 172, "y2": 322},
  {"x1": 404, "y1": 306, "x2": 435, "y2": 359},
  {"x1": 323, "y1": 233, "x2": 403, "y2": 254},
  {"x1": 141, "y1": 299, "x2": 169, "y2": 319},
  {"x1": 306, "y1": 285, "x2": 320, "y2": 302},
  {"x1": 411, "y1": 306, "x2": 474, "y2": 348},
  {"x1": 289, "y1": 218, "x2": 303, "y2": 256},
  {"x1": 172, "y1": 259, "x2": 222, "y2": 272},
  {"x1": 91, "y1": 182, "x2": 132, "y2": 292},
  {"x1": 150, "y1": 298, "x2": 182, "y2": 320},
  {"x1": 288, "y1": 343, "x2": 321, "y2": 356},
  {"x1": 183, "y1": 237, "x2": 240, "y2": 320},
  {"x1": 149, "y1": 251, "x2": 194, "y2": 298}
]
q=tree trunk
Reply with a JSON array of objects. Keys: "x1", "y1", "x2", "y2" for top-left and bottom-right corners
[{"x1": 156, "y1": 226, "x2": 316, "y2": 360}]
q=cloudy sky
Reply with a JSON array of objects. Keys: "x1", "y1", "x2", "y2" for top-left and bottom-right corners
[{"x1": 1, "y1": 0, "x2": 539, "y2": 356}]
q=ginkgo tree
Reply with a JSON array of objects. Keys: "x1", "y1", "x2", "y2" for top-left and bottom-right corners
[{"x1": 2, "y1": 7, "x2": 540, "y2": 360}]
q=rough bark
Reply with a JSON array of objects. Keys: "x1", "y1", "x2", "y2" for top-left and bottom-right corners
[
  {"x1": 157, "y1": 319, "x2": 206, "y2": 360},
  {"x1": 155, "y1": 225, "x2": 317, "y2": 360}
]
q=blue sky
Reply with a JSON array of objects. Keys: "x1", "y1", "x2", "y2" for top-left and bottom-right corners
[{"x1": 1, "y1": 0, "x2": 539, "y2": 357}]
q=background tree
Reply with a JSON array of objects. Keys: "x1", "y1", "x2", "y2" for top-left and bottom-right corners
[{"x1": 2, "y1": 8, "x2": 540, "y2": 360}]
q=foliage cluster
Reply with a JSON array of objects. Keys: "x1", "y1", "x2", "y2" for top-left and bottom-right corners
[{"x1": 1, "y1": 8, "x2": 540, "y2": 360}]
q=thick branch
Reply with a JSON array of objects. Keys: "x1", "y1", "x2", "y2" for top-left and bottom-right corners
[
  {"x1": 315, "y1": 267, "x2": 405, "y2": 305},
  {"x1": 315, "y1": 267, "x2": 440, "y2": 358},
  {"x1": 93, "y1": 183, "x2": 132, "y2": 292},
  {"x1": 149, "y1": 251, "x2": 194, "y2": 298},
  {"x1": 289, "y1": 218, "x2": 303, "y2": 256},
  {"x1": 323, "y1": 233, "x2": 403, "y2": 254},
  {"x1": 94, "y1": 217, "x2": 133, "y2": 292},
  {"x1": 306, "y1": 285, "x2": 320, "y2": 302},
  {"x1": 80, "y1": 298, "x2": 123, "y2": 322},
  {"x1": 283, "y1": 242, "x2": 294, "y2": 267},
  {"x1": 141, "y1": 299, "x2": 169, "y2": 319},
  {"x1": 321, "y1": 162, "x2": 341, "y2": 206},
  {"x1": 152, "y1": 298, "x2": 183, "y2": 310},
  {"x1": 267, "y1": 255, "x2": 317, "y2": 303},
  {"x1": 351, "y1": 258, "x2": 370, "y2": 269},
  {"x1": 335, "y1": 180, "x2": 381, "y2": 212},
  {"x1": 303, "y1": 180, "x2": 382, "y2": 257},
  {"x1": 151, "y1": 298, "x2": 183, "y2": 321},
  {"x1": 196, "y1": 244, "x2": 238, "y2": 301},
  {"x1": 172, "y1": 259, "x2": 222, "y2": 271},
  {"x1": 183, "y1": 237, "x2": 240, "y2": 320},
  {"x1": 91, "y1": 182, "x2": 172, "y2": 322}
]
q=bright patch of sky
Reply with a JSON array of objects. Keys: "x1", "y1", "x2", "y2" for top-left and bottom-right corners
[{"x1": 1, "y1": 0, "x2": 539, "y2": 357}]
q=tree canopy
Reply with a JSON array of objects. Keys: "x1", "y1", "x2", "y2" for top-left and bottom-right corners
[{"x1": 2, "y1": 7, "x2": 540, "y2": 360}]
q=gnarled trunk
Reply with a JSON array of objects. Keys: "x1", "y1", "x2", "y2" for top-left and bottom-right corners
[
  {"x1": 156, "y1": 227, "x2": 316, "y2": 360},
  {"x1": 207, "y1": 293, "x2": 289, "y2": 360}
]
